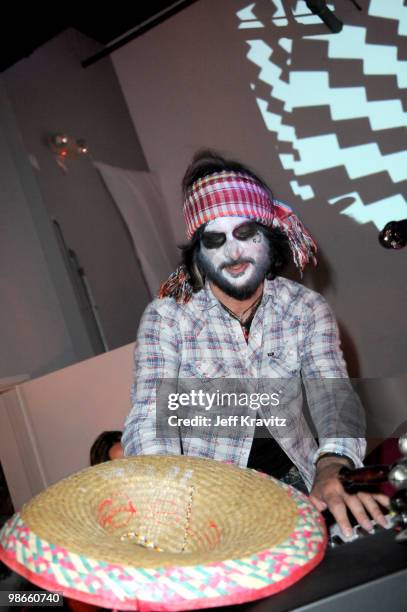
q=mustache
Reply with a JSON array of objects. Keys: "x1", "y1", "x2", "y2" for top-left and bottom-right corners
[{"x1": 220, "y1": 258, "x2": 254, "y2": 270}]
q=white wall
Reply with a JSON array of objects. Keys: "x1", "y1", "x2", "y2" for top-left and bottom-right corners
[
  {"x1": 0, "y1": 81, "x2": 94, "y2": 378},
  {"x1": 0, "y1": 343, "x2": 134, "y2": 509},
  {"x1": 2, "y1": 29, "x2": 152, "y2": 370}
]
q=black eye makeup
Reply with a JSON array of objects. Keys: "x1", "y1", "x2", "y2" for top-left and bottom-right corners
[
  {"x1": 201, "y1": 222, "x2": 260, "y2": 249},
  {"x1": 201, "y1": 232, "x2": 226, "y2": 249},
  {"x1": 232, "y1": 222, "x2": 259, "y2": 241}
]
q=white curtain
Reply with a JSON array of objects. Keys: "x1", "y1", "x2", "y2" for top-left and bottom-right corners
[{"x1": 94, "y1": 161, "x2": 177, "y2": 295}]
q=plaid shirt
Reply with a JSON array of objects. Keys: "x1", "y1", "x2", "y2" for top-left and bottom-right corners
[{"x1": 123, "y1": 277, "x2": 366, "y2": 490}]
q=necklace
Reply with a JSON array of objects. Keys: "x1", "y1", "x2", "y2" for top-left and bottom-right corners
[{"x1": 220, "y1": 293, "x2": 263, "y2": 325}]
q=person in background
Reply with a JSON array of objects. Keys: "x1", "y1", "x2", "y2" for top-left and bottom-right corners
[
  {"x1": 61, "y1": 433, "x2": 124, "y2": 611},
  {"x1": 90, "y1": 431, "x2": 123, "y2": 466}
]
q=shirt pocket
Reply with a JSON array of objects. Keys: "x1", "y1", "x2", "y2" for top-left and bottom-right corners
[
  {"x1": 259, "y1": 349, "x2": 301, "y2": 409},
  {"x1": 178, "y1": 360, "x2": 235, "y2": 404},
  {"x1": 178, "y1": 360, "x2": 251, "y2": 416},
  {"x1": 265, "y1": 348, "x2": 300, "y2": 378},
  {"x1": 180, "y1": 359, "x2": 231, "y2": 379}
]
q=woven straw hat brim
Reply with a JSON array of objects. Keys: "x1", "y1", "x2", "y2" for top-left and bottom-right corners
[{"x1": 20, "y1": 455, "x2": 299, "y2": 568}]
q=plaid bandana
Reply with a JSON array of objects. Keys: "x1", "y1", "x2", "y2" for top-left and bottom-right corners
[
  {"x1": 159, "y1": 171, "x2": 317, "y2": 302},
  {"x1": 184, "y1": 172, "x2": 274, "y2": 238}
]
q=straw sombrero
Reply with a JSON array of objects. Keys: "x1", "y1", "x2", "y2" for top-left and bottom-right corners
[{"x1": 0, "y1": 456, "x2": 326, "y2": 610}]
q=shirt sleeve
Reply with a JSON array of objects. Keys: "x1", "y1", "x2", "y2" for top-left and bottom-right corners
[
  {"x1": 122, "y1": 301, "x2": 181, "y2": 457},
  {"x1": 301, "y1": 293, "x2": 366, "y2": 469}
]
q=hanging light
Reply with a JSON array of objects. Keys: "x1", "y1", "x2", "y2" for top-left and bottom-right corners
[{"x1": 48, "y1": 133, "x2": 89, "y2": 159}]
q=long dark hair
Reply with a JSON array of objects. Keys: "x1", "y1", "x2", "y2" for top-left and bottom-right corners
[{"x1": 180, "y1": 150, "x2": 291, "y2": 291}]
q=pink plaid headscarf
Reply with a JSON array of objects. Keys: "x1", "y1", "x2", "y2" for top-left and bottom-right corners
[{"x1": 160, "y1": 171, "x2": 317, "y2": 302}]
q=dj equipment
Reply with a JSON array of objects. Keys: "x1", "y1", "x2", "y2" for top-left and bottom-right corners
[
  {"x1": 233, "y1": 526, "x2": 407, "y2": 611},
  {"x1": 235, "y1": 434, "x2": 407, "y2": 611}
]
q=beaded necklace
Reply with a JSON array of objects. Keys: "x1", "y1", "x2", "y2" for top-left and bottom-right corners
[{"x1": 220, "y1": 294, "x2": 262, "y2": 342}]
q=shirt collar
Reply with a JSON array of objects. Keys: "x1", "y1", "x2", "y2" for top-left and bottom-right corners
[{"x1": 196, "y1": 278, "x2": 280, "y2": 312}]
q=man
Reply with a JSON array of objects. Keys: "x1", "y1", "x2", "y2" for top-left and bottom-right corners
[{"x1": 123, "y1": 150, "x2": 389, "y2": 536}]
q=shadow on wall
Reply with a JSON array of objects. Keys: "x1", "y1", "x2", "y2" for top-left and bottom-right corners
[
  {"x1": 283, "y1": 244, "x2": 360, "y2": 377},
  {"x1": 337, "y1": 322, "x2": 361, "y2": 378}
]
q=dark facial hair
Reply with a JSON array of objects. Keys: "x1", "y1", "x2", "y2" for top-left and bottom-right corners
[{"x1": 196, "y1": 244, "x2": 271, "y2": 301}]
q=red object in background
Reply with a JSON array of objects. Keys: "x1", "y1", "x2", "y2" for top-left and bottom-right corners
[{"x1": 366, "y1": 438, "x2": 403, "y2": 497}]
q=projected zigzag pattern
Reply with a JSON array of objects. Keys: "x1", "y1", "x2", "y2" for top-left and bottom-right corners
[
  {"x1": 249, "y1": 40, "x2": 406, "y2": 183},
  {"x1": 238, "y1": 1, "x2": 336, "y2": 27},
  {"x1": 238, "y1": 1, "x2": 407, "y2": 229},
  {"x1": 310, "y1": 22, "x2": 407, "y2": 87},
  {"x1": 369, "y1": 0, "x2": 407, "y2": 36},
  {"x1": 328, "y1": 192, "x2": 407, "y2": 230}
]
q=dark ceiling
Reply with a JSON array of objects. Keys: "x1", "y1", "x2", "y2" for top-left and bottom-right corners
[{"x1": 0, "y1": 1, "x2": 198, "y2": 72}]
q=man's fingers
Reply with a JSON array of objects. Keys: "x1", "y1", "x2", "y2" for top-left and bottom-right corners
[
  {"x1": 343, "y1": 493, "x2": 374, "y2": 532},
  {"x1": 324, "y1": 493, "x2": 353, "y2": 537},
  {"x1": 371, "y1": 492, "x2": 391, "y2": 508},
  {"x1": 309, "y1": 494, "x2": 327, "y2": 512},
  {"x1": 356, "y1": 492, "x2": 388, "y2": 527}
]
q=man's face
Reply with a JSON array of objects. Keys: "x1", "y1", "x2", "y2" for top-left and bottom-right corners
[{"x1": 197, "y1": 216, "x2": 270, "y2": 300}]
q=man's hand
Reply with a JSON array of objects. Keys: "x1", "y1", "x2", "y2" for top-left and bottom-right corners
[{"x1": 309, "y1": 457, "x2": 390, "y2": 537}]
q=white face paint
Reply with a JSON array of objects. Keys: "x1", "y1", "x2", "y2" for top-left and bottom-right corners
[{"x1": 198, "y1": 216, "x2": 270, "y2": 299}]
